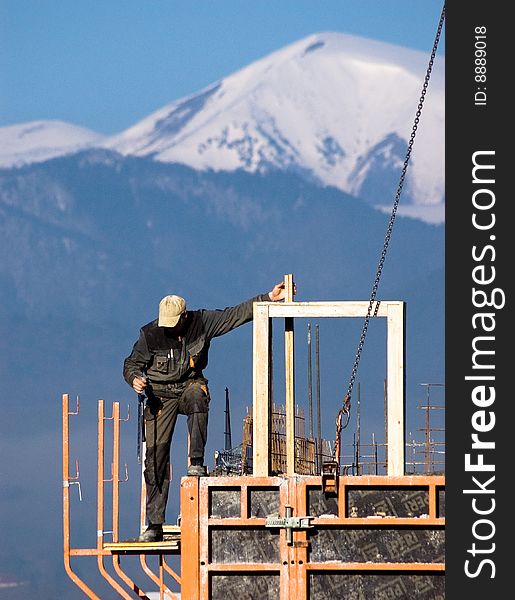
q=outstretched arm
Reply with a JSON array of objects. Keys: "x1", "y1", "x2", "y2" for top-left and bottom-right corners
[{"x1": 202, "y1": 281, "x2": 294, "y2": 339}]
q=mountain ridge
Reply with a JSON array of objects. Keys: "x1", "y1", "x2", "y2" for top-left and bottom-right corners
[{"x1": 0, "y1": 32, "x2": 444, "y2": 223}]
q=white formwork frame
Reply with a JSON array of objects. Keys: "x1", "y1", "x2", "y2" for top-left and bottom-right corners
[{"x1": 252, "y1": 299, "x2": 406, "y2": 477}]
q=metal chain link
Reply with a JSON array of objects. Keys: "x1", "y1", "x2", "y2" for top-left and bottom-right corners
[{"x1": 332, "y1": 4, "x2": 446, "y2": 459}]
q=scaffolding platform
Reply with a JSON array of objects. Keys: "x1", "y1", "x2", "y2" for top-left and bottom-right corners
[
  {"x1": 103, "y1": 541, "x2": 180, "y2": 554},
  {"x1": 104, "y1": 526, "x2": 181, "y2": 554}
]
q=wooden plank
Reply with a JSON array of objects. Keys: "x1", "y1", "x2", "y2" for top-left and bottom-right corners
[
  {"x1": 103, "y1": 541, "x2": 180, "y2": 552},
  {"x1": 70, "y1": 548, "x2": 113, "y2": 556},
  {"x1": 386, "y1": 302, "x2": 406, "y2": 476},
  {"x1": 253, "y1": 303, "x2": 271, "y2": 476},
  {"x1": 284, "y1": 273, "x2": 294, "y2": 304},
  {"x1": 284, "y1": 274, "x2": 295, "y2": 476},
  {"x1": 266, "y1": 300, "x2": 387, "y2": 318}
]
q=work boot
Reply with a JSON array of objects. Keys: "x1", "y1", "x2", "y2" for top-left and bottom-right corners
[
  {"x1": 187, "y1": 464, "x2": 207, "y2": 477},
  {"x1": 137, "y1": 524, "x2": 163, "y2": 542}
]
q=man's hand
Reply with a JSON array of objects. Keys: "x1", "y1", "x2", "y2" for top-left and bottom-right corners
[
  {"x1": 268, "y1": 281, "x2": 296, "y2": 302},
  {"x1": 132, "y1": 376, "x2": 147, "y2": 394}
]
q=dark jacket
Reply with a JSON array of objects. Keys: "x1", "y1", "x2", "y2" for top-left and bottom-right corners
[{"x1": 123, "y1": 293, "x2": 269, "y2": 397}]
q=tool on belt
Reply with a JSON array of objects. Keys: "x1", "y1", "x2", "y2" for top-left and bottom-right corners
[{"x1": 137, "y1": 392, "x2": 146, "y2": 464}]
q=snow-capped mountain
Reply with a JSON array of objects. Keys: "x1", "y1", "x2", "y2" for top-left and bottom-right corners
[
  {"x1": 0, "y1": 32, "x2": 444, "y2": 222},
  {"x1": 103, "y1": 32, "x2": 444, "y2": 221},
  {"x1": 0, "y1": 120, "x2": 105, "y2": 167}
]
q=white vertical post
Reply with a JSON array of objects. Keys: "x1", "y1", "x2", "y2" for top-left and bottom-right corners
[
  {"x1": 253, "y1": 303, "x2": 271, "y2": 476},
  {"x1": 386, "y1": 302, "x2": 406, "y2": 476}
]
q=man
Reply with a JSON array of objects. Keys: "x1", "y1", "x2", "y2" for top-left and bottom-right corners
[{"x1": 123, "y1": 282, "x2": 288, "y2": 542}]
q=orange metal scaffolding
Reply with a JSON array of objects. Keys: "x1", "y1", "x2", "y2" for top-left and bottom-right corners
[
  {"x1": 62, "y1": 393, "x2": 181, "y2": 599},
  {"x1": 180, "y1": 474, "x2": 445, "y2": 599}
]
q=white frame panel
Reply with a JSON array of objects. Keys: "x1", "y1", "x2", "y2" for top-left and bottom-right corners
[{"x1": 252, "y1": 301, "x2": 405, "y2": 477}]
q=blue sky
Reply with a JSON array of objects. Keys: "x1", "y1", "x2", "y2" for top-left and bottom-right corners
[{"x1": 0, "y1": 1, "x2": 445, "y2": 134}]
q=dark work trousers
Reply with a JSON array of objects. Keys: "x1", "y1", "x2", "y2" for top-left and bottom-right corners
[{"x1": 143, "y1": 379, "x2": 209, "y2": 525}]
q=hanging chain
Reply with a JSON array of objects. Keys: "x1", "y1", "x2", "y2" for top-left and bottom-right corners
[{"x1": 332, "y1": 4, "x2": 446, "y2": 462}]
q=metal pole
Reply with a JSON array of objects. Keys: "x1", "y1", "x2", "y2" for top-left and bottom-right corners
[
  {"x1": 425, "y1": 384, "x2": 431, "y2": 474},
  {"x1": 96, "y1": 400, "x2": 133, "y2": 600},
  {"x1": 112, "y1": 402, "x2": 120, "y2": 543},
  {"x1": 352, "y1": 433, "x2": 356, "y2": 476},
  {"x1": 315, "y1": 324, "x2": 322, "y2": 475},
  {"x1": 110, "y1": 402, "x2": 151, "y2": 599},
  {"x1": 383, "y1": 378, "x2": 388, "y2": 473},
  {"x1": 62, "y1": 394, "x2": 102, "y2": 600},
  {"x1": 373, "y1": 433, "x2": 378, "y2": 475},
  {"x1": 224, "y1": 387, "x2": 232, "y2": 451},
  {"x1": 356, "y1": 383, "x2": 361, "y2": 476},
  {"x1": 307, "y1": 323, "x2": 313, "y2": 439}
]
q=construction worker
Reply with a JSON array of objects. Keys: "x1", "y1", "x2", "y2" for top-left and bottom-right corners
[{"x1": 123, "y1": 282, "x2": 288, "y2": 542}]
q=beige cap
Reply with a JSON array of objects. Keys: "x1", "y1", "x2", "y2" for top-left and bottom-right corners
[{"x1": 158, "y1": 295, "x2": 186, "y2": 327}]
